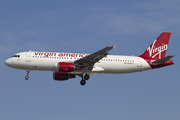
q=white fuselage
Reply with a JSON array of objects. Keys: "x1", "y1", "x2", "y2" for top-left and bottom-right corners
[{"x1": 5, "y1": 51, "x2": 151, "y2": 74}]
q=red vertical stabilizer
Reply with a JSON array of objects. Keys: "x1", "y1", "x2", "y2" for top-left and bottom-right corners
[{"x1": 139, "y1": 32, "x2": 171, "y2": 60}]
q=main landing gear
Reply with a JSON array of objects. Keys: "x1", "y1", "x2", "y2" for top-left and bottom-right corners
[
  {"x1": 25, "y1": 70, "x2": 30, "y2": 80},
  {"x1": 79, "y1": 74, "x2": 90, "y2": 86}
]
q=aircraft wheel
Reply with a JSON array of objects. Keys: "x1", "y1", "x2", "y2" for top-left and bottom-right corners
[
  {"x1": 80, "y1": 80, "x2": 86, "y2": 86},
  {"x1": 25, "y1": 76, "x2": 29, "y2": 80},
  {"x1": 84, "y1": 74, "x2": 90, "y2": 80}
]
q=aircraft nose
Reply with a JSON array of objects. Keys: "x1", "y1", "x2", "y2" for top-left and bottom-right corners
[{"x1": 5, "y1": 59, "x2": 11, "y2": 67}]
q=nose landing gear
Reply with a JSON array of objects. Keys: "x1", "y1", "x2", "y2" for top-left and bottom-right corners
[{"x1": 25, "y1": 70, "x2": 30, "y2": 80}]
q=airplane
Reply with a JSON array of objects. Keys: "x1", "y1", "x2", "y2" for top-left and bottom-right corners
[{"x1": 5, "y1": 32, "x2": 174, "y2": 86}]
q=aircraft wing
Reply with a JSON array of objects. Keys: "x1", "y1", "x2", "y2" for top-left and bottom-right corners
[{"x1": 74, "y1": 45, "x2": 116, "y2": 70}]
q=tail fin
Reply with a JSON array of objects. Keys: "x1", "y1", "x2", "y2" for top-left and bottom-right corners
[{"x1": 139, "y1": 32, "x2": 171, "y2": 59}]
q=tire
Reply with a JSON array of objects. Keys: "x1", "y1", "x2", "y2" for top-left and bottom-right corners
[
  {"x1": 25, "y1": 76, "x2": 29, "y2": 80},
  {"x1": 84, "y1": 74, "x2": 90, "y2": 80},
  {"x1": 80, "y1": 80, "x2": 86, "y2": 86}
]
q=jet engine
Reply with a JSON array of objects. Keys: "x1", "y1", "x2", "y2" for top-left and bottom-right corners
[
  {"x1": 54, "y1": 62, "x2": 75, "y2": 72},
  {"x1": 53, "y1": 71, "x2": 76, "y2": 81}
]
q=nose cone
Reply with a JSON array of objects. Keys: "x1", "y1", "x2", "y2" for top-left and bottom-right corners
[{"x1": 5, "y1": 59, "x2": 11, "y2": 67}]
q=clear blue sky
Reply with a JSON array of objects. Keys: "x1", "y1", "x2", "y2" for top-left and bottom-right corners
[{"x1": 0, "y1": 0, "x2": 179, "y2": 120}]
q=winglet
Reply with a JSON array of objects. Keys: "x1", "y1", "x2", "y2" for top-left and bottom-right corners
[{"x1": 113, "y1": 44, "x2": 117, "y2": 49}]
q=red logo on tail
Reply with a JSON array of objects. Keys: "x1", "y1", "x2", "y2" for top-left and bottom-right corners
[
  {"x1": 139, "y1": 32, "x2": 171, "y2": 60},
  {"x1": 147, "y1": 40, "x2": 168, "y2": 59}
]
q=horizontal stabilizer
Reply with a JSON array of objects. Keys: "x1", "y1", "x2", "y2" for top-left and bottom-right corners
[{"x1": 151, "y1": 55, "x2": 174, "y2": 65}]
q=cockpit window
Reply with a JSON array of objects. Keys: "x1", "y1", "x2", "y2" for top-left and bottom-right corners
[{"x1": 12, "y1": 55, "x2": 20, "y2": 57}]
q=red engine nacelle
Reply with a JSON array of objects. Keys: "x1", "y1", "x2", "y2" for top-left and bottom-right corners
[
  {"x1": 53, "y1": 71, "x2": 76, "y2": 81},
  {"x1": 54, "y1": 62, "x2": 75, "y2": 72}
]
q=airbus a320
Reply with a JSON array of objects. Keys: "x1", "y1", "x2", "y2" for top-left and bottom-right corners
[{"x1": 5, "y1": 32, "x2": 174, "y2": 85}]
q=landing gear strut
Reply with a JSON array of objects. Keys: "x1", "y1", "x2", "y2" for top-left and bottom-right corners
[
  {"x1": 79, "y1": 74, "x2": 90, "y2": 86},
  {"x1": 25, "y1": 70, "x2": 30, "y2": 80}
]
